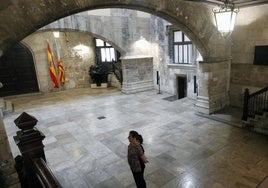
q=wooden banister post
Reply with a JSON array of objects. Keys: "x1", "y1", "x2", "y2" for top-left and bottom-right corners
[
  {"x1": 13, "y1": 112, "x2": 46, "y2": 188},
  {"x1": 242, "y1": 88, "x2": 250, "y2": 121}
]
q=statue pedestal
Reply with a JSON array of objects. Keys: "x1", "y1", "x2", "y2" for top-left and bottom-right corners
[
  {"x1": 90, "y1": 83, "x2": 108, "y2": 88},
  {"x1": 121, "y1": 56, "x2": 154, "y2": 94}
]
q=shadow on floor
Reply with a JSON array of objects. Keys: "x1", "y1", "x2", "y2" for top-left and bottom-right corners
[
  {"x1": 196, "y1": 105, "x2": 244, "y2": 128},
  {"x1": 162, "y1": 95, "x2": 177, "y2": 102}
]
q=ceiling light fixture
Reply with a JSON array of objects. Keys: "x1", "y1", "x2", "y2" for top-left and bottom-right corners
[{"x1": 213, "y1": 0, "x2": 238, "y2": 36}]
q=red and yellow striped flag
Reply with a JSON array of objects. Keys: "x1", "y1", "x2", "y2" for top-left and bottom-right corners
[
  {"x1": 58, "y1": 59, "x2": 65, "y2": 85},
  {"x1": 55, "y1": 41, "x2": 65, "y2": 86},
  {"x1": 47, "y1": 42, "x2": 59, "y2": 88}
]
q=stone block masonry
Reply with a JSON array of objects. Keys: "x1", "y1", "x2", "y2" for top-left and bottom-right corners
[{"x1": 121, "y1": 56, "x2": 154, "y2": 94}]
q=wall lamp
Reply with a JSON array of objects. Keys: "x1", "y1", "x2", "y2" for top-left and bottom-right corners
[
  {"x1": 53, "y1": 31, "x2": 60, "y2": 38},
  {"x1": 213, "y1": 1, "x2": 238, "y2": 36}
]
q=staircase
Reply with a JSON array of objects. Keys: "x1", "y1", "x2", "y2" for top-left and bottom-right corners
[
  {"x1": 109, "y1": 74, "x2": 122, "y2": 89},
  {"x1": 242, "y1": 87, "x2": 268, "y2": 135},
  {"x1": 110, "y1": 61, "x2": 122, "y2": 89}
]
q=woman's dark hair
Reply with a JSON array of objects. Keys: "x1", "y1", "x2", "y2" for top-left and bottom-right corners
[{"x1": 129, "y1": 130, "x2": 143, "y2": 144}]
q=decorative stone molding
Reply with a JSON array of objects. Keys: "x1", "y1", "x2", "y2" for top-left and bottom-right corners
[{"x1": 121, "y1": 56, "x2": 154, "y2": 94}]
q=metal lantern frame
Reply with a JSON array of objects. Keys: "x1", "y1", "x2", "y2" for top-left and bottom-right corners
[{"x1": 213, "y1": 5, "x2": 239, "y2": 34}]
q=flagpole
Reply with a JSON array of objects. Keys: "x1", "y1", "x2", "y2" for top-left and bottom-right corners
[
  {"x1": 54, "y1": 39, "x2": 60, "y2": 91},
  {"x1": 46, "y1": 40, "x2": 59, "y2": 89},
  {"x1": 54, "y1": 37, "x2": 66, "y2": 90}
]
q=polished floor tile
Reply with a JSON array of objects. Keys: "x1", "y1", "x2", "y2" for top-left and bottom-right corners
[{"x1": 3, "y1": 88, "x2": 268, "y2": 188}]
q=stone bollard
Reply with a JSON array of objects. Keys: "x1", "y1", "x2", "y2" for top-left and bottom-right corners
[{"x1": 13, "y1": 112, "x2": 46, "y2": 188}]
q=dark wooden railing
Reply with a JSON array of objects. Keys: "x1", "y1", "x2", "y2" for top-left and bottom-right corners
[
  {"x1": 242, "y1": 87, "x2": 268, "y2": 121},
  {"x1": 33, "y1": 158, "x2": 62, "y2": 188},
  {"x1": 13, "y1": 112, "x2": 62, "y2": 188},
  {"x1": 112, "y1": 61, "x2": 123, "y2": 84}
]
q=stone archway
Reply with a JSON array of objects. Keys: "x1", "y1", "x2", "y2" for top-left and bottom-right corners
[
  {"x1": 0, "y1": 0, "x2": 229, "y2": 60},
  {"x1": 0, "y1": 0, "x2": 232, "y2": 113},
  {"x1": 0, "y1": 42, "x2": 39, "y2": 96}
]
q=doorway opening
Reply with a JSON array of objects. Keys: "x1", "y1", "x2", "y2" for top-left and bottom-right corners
[
  {"x1": 0, "y1": 42, "x2": 39, "y2": 97},
  {"x1": 177, "y1": 75, "x2": 187, "y2": 99}
]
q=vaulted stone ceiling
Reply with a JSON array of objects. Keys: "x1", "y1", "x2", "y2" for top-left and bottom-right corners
[
  {"x1": 0, "y1": 0, "x2": 215, "y2": 58},
  {"x1": 1, "y1": 0, "x2": 267, "y2": 60}
]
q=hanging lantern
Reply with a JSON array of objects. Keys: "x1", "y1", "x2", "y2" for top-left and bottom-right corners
[{"x1": 213, "y1": 5, "x2": 239, "y2": 34}]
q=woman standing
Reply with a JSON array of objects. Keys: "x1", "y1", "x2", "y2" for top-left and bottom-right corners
[{"x1": 128, "y1": 130, "x2": 148, "y2": 188}]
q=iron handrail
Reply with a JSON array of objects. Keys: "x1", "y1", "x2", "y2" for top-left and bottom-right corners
[
  {"x1": 112, "y1": 61, "x2": 123, "y2": 84},
  {"x1": 242, "y1": 86, "x2": 268, "y2": 121},
  {"x1": 248, "y1": 86, "x2": 268, "y2": 98}
]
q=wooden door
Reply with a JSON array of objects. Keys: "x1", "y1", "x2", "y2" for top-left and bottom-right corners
[{"x1": 0, "y1": 43, "x2": 39, "y2": 97}]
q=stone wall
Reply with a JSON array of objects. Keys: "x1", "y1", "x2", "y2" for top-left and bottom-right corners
[
  {"x1": 0, "y1": 116, "x2": 20, "y2": 187},
  {"x1": 196, "y1": 60, "x2": 230, "y2": 114},
  {"x1": 231, "y1": 4, "x2": 268, "y2": 107},
  {"x1": 149, "y1": 16, "x2": 172, "y2": 95},
  {"x1": 208, "y1": 61, "x2": 230, "y2": 112},
  {"x1": 231, "y1": 64, "x2": 268, "y2": 107},
  {"x1": 166, "y1": 64, "x2": 197, "y2": 99},
  {"x1": 41, "y1": 9, "x2": 155, "y2": 57},
  {"x1": 23, "y1": 31, "x2": 95, "y2": 93}
]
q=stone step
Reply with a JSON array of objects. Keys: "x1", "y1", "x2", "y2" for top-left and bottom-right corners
[
  {"x1": 196, "y1": 111, "x2": 243, "y2": 128},
  {"x1": 90, "y1": 83, "x2": 108, "y2": 88},
  {"x1": 246, "y1": 113, "x2": 268, "y2": 135}
]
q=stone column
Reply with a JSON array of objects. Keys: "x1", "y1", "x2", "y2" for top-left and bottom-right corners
[
  {"x1": 121, "y1": 56, "x2": 154, "y2": 94},
  {"x1": 196, "y1": 60, "x2": 230, "y2": 114}
]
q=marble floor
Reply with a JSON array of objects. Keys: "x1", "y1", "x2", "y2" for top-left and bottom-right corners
[{"x1": 3, "y1": 88, "x2": 268, "y2": 188}]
